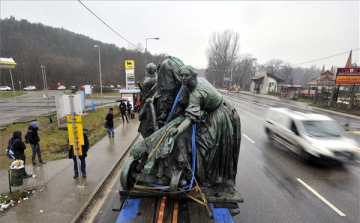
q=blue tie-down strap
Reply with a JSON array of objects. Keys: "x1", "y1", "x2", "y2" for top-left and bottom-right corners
[
  {"x1": 116, "y1": 198, "x2": 141, "y2": 223},
  {"x1": 182, "y1": 124, "x2": 196, "y2": 190},
  {"x1": 165, "y1": 85, "x2": 184, "y2": 126},
  {"x1": 210, "y1": 203, "x2": 234, "y2": 223}
]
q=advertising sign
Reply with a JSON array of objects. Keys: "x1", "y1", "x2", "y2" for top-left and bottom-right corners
[
  {"x1": 125, "y1": 60, "x2": 134, "y2": 69},
  {"x1": 125, "y1": 60, "x2": 135, "y2": 89},
  {"x1": 122, "y1": 93, "x2": 133, "y2": 108},
  {"x1": 336, "y1": 68, "x2": 360, "y2": 85},
  {"x1": 336, "y1": 76, "x2": 360, "y2": 85}
]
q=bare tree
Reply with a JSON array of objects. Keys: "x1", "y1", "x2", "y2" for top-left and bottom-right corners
[
  {"x1": 234, "y1": 54, "x2": 257, "y2": 89},
  {"x1": 206, "y1": 29, "x2": 240, "y2": 87}
]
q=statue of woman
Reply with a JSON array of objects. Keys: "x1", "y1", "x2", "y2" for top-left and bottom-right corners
[
  {"x1": 131, "y1": 65, "x2": 241, "y2": 187},
  {"x1": 169, "y1": 65, "x2": 241, "y2": 186}
]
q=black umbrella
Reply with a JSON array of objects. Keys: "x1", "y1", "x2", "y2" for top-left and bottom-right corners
[{"x1": 116, "y1": 98, "x2": 128, "y2": 102}]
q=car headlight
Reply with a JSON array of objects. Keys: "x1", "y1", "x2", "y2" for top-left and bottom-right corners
[
  {"x1": 350, "y1": 146, "x2": 360, "y2": 153},
  {"x1": 312, "y1": 144, "x2": 333, "y2": 155}
]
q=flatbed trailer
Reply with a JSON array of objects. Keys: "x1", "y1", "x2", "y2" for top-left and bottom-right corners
[
  {"x1": 116, "y1": 197, "x2": 242, "y2": 223},
  {"x1": 115, "y1": 185, "x2": 243, "y2": 223}
]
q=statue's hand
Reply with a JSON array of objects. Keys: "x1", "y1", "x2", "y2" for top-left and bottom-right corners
[{"x1": 169, "y1": 128, "x2": 179, "y2": 139}]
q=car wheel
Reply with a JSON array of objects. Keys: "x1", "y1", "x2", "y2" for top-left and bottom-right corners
[
  {"x1": 265, "y1": 127, "x2": 274, "y2": 141},
  {"x1": 300, "y1": 147, "x2": 312, "y2": 163}
]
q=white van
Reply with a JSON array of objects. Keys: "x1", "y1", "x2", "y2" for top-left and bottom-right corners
[{"x1": 264, "y1": 107, "x2": 359, "y2": 162}]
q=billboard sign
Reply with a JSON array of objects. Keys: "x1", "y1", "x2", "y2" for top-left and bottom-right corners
[{"x1": 336, "y1": 68, "x2": 360, "y2": 85}]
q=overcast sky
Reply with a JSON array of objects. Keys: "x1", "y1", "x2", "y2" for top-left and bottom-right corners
[{"x1": 1, "y1": 1, "x2": 359, "y2": 70}]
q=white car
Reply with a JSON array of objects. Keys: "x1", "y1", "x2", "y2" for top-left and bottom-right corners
[
  {"x1": 23, "y1": 86, "x2": 37, "y2": 91},
  {"x1": 58, "y1": 85, "x2": 66, "y2": 90},
  {"x1": 265, "y1": 107, "x2": 359, "y2": 163},
  {"x1": 0, "y1": 86, "x2": 12, "y2": 91}
]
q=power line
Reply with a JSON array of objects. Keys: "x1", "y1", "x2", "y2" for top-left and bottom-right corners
[
  {"x1": 78, "y1": 0, "x2": 137, "y2": 48},
  {"x1": 196, "y1": 48, "x2": 359, "y2": 68},
  {"x1": 293, "y1": 48, "x2": 359, "y2": 66}
]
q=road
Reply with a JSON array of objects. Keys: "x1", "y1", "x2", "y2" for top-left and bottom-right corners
[
  {"x1": 0, "y1": 90, "x2": 119, "y2": 126},
  {"x1": 227, "y1": 92, "x2": 360, "y2": 223},
  {"x1": 93, "y1": 92, "x2": 360, "y2": 223}
]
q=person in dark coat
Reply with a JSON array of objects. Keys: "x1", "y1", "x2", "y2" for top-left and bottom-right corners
[
  {"x1": 105, "y1": 108, "x2": 115, "y2": 137},
  {"x1": 69, "y1": 132, "x2": 89, "y2": 178},
  {"x1": 127, "y1": 101, "x2": 132, "y2": 118},
  {"x1": 119, "y1": 101, "x2": 129, "y2": 123},
  {"x1": 10, "y1": 131, "x2": 32, "y2": 178},
  {"x1": 27, "y1": 122, "x2": 46, "y2": 165}
]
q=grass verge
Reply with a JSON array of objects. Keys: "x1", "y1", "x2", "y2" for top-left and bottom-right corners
[
  {"x1": 0, "y1": 91, "x2": 27, "y2": 98},
  {"x1": 0, "y1": 107, "x2": 121, "y2": 169}
]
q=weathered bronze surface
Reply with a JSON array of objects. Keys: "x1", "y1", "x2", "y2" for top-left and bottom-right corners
[{"x1": 123, "y1": 57, "x2": 241, "y2": 193}]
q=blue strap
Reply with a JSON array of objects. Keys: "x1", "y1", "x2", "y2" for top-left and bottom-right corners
[
  {"x1": 165, "y1": 85, "x2": 184, "y2": 126},
  {"x1": 182, "y1": 124, "x2": 196, "y2": 190}
]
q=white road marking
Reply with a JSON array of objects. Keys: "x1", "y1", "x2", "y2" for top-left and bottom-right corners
[
  {"x1": 235, "y1": 107, "x2": 263, "y2": 120},
  {"x1": 243, "y1": 134, "x2": 255, "y2": 143},
  {"x1": 296, "y1": 178, "x2": 346, "y2": 216}
]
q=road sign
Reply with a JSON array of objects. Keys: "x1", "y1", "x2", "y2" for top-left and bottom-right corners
[{"x1": 67, "y1": 123, "x2": 84, "y2": 155}]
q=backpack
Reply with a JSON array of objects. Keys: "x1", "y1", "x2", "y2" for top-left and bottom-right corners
[
  {"x1": 24, "y1": 130, "x2": 32, "y2": 144},
  {"x1": 6, "y1": 139, "x2": 20, "y2": 160}
]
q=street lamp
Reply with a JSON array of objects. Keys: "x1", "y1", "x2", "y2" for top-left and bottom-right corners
[
  {"x1": 145, "y1": 38, "x2": 160, "y2": 77},
  {"x1": 94, "y1": 45, "x2": 103, "y2": 105},
  {"x1": 41, "y1": 65, "x2": 52, "y2": 122}
]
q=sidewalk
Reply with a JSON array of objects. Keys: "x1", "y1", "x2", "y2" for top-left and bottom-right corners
[{"x1": 0, "y1": 118, "x2": 140, "y2": 223}]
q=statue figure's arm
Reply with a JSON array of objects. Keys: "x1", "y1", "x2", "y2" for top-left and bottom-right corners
[{"x1": 169, "y1": 116, "x2": 192, "y2": 139}]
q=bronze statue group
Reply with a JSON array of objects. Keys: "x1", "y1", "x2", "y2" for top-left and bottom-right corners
[{"x1": 124, "y1": 56, "x2": 241, "y2": 191}]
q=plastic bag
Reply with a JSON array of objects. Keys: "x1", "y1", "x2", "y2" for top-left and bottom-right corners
[{"x1": 10, "y1": 159, "x2": 24, "y2": 169}]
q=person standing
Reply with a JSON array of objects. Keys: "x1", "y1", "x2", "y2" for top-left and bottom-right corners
[
  {"x1": 119, "y1": 101, "x2": 129, "y2": 123},
  {"x1": 27, "y1": 122, "x2": 46, "y2": 166},
  {"x1": 105, "y1": 108, "x2": 115, "y2": 137},
  {"x1": 10, "y1": 131, "x2": 32, "y2": 178},
  {"x1": 69, "y1": 132, "x2": 89, "y2": 178},
  {"x1": 127, "y1": 101, "x2": 132, "y2": 118}
]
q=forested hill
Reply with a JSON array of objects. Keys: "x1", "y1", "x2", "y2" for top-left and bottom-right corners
[{"x1": 0, "y1": 16, "x2": 166, "y2": 90}]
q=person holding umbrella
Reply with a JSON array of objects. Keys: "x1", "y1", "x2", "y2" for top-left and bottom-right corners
[
  {"x1": 127, "y1": 100, "x2": 132, "y2": 119},
  {"x1": 119, "y1": 100, "x2": 129, "y2": 123}
]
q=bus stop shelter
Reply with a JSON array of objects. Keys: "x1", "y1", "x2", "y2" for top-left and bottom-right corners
[{"x1": 119, "y1": 89, "x2": 141, "y2": 112}]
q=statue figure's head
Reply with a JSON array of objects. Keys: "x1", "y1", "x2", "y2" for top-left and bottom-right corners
[
  {"x1": 179, "y1": 65, "x2": 197, "y2": 88},
  {"x1": 146, "y1": 63, "x2": 157, "y2": 76}
]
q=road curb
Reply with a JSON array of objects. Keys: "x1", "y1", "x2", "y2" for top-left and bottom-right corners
[
  {"x1": 69, "y1": 133, "x2": 141, "y2": 223},
  {"x1": 311, "y1": 107, "x2": 360, "y2": 120}
]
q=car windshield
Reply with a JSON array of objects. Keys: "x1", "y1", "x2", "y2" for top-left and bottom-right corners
[{"x1": 302, "y1": 120, "x2": 346, "y2": 138}]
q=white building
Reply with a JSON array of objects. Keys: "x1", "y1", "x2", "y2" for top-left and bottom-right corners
[{"x1": 250, "y1": 70, "x2": 285, "y2": 94}]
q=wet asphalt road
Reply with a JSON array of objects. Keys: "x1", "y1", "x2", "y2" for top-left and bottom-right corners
[
  {"x1": 0, "y1": 90, "x2": 119, "y2": 126},
  {"x1": 93, "y1": 92, "x2": 360, "y2": 223},
  {"x1": 226, "y1": 93, "x2": 360, "y2": 223}
]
